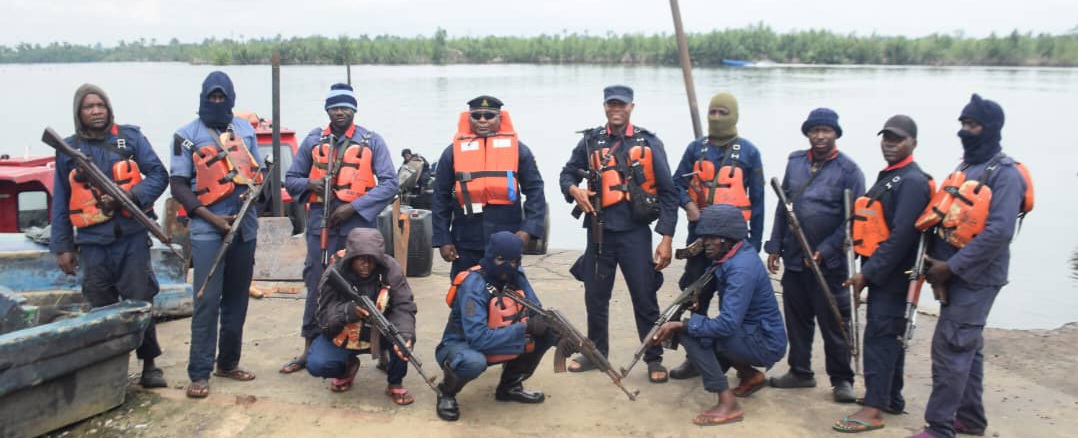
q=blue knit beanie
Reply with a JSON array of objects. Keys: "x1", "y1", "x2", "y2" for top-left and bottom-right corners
[
  {"x1": 800, "y1": 107, "x2": 843, "y2": 138},
  {"x1": 694, "y1": 204, "x2": 747, "y2": 241},
  {"x1": 325, "y1": 83, "x2": 357, "y2": 111}
]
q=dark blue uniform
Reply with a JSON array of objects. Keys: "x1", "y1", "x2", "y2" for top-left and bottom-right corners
[
  {"x1": 857, "y1": 160, "x2": 932, "y2": 413},
  {"x1": 284, "y1": 126, "x2": 398, "y2": 340},
  {"x1": 51, "y1": 124, "x2": 169, "y2": 361},
  {"x1": 923, "y1": 156, "x2": 1023, "y2": 437},
  {"x1": 431, "y1": 141, "x2": 546, "y2": 278},
  {"x1": 172, "y1": 117, "x2": 263, "y2": 382},
  {"x1": 765, "y1": 149, "x2": 864, "y2": 386},
  {"x1": 435, "y1": 269, "x2": 556, "y2": 382},
  {"x1": 559, "y1": 123, "x2": 678, "y2": 363},
  {"x1": 673, "y1": 136, "x2": 765, "y2": 314},
  {"x1": 679, "y1": 242, "x2": 787, "y2": 393}
]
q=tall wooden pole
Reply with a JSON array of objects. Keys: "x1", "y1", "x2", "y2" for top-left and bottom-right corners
[
  {"x1": 271, "y1": 51, "x2": 284, "y2": 216},
  {"x1": 670, "y1": 0, "x2": 702, "y2": 139}
]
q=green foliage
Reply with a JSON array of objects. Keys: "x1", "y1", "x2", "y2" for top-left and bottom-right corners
[{"x1": 2, "y1": 25, "x2": 1077, "y2": 66}]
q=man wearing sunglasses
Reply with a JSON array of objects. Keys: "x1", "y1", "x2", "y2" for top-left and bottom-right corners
[
  {"x1": 432, "y1": 95, "x2": 547, "y2": 279},
  {"x1": 560, "y1": 85, "x2": 679, "y2": 383}
]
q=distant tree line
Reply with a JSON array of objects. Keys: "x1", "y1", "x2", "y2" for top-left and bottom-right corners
[{"x1": 2, "y1": 24, "x2": 1077, "y2": 66}]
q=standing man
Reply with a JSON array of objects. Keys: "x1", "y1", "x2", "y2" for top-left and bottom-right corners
[
  {"x1": 308, "y1": 228, "x2": 417, "y2": 405},
  {"x1": 431, "y1": 96, "x2": 546, "y2": 279},
  {"x1": 170, "y1": 71, "x2": 263, "y2": 398},
  {"x1": 765, "y1": 107, "x2": 864, "y2": 402},
  {"x1": 280, "y1": 83, "x2": 399, "y2": 374},
  {"x1": 652, "y1": 204, "x2": 787, "y2": 426},
  {"x1": 51, "y1": 83, "x2": 170, "y2": 388},
  {"x1": 832, "y1": 115, "x2": 932, "y2": 433},
  {"x1": 670, "y1": 91, "x2": 765, "y2": 380},
  {"x1": 559, "y1": 85, "x2": 678, "y2": 383},
  {"x1": 908, "y1": 94, "x2": 1026, "y2": 438},
  {"x1": 434, "y1": 232, "x2": 558, "y2": 421}
]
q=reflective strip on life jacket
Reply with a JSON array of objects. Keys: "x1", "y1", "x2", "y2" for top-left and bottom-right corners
[
  {"x1": 688, "y1": 143, "x2": 750, "y2": 220},
  {"x1": 452, "y1": 111, "x2": 520, "y2": 215}
]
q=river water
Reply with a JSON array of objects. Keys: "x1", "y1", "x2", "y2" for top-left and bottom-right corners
[{"x1": 1, "y1": 62, "x2": 1074, "y2": 330}]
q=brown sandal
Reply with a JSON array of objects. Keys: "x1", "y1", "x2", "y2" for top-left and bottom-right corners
[
  {"x1": 186, "y1": 380, "x2": 209, "y2": 399},
  {"x1": 214, "y1": 367, "x2": 256, "y2": 381},
  {"x1": 692, "y1": 410, "x2": 743, "y2": 426},
  {"x1": 385, "y1": 386, "x2": 415, "y2": 405},
  {"x1": 732, "y1": 370, "x2": 766, "y2": 397}
]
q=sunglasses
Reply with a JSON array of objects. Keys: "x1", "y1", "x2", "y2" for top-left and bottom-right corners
[{"x1": 470, "y1": 111, "x2": 499, "y2": 121}]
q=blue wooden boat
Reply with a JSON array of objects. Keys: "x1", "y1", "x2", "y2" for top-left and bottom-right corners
[
  {"x1": 721, "y1": 59, "x2": 755, "y2": 67},
  {"x1": 0, "y1": 299, "x2": 152, "y2": 438},
  {"x1": 0, "y1": 233, "x2": 192, "y2": 318}
]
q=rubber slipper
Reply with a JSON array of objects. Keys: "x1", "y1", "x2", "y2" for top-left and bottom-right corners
[
  {"x1": 330, "y1": 358, "x2": 360, "y2": 393},
  {"x1": 214, "y1": 367, "x2": 256, "y2": 381},
  {"x1": 647, "y1": 362, "x2": 668, "y2": 384},
  {"x1": 832, "y1": 416, "x2": 885, "y2": 433},
  {"x1": 732, "y1": 371, "x2": 765, "y2": 397},
  {"x1": 692, "y1": 410, "x2": 743, "y2": 426},
  {"x1": 279, "y1": 357, "x2": 306, "y2": 374},
  {"x1": 568, "y1": 356, "x2": 598, "y2": 373},
  {"x1": 386, "y1": 386, "x2": 415, "y2": 405},
  {"x1": 186, "y1": 380, "x2": 209, "y2": 399}
]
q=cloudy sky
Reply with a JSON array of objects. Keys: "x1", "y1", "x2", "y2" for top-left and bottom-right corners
[{"x1": 1, "y1": 0, "x2": 1075, "y2": 46}]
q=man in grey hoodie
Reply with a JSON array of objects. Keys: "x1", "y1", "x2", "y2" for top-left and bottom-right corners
[{"x1": 308, "y1": 228, "x2": 419, "y2": 405}]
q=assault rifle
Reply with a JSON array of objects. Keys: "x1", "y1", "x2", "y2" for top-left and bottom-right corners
[
  {"x1": 499, "y1": 287, "x2": 639, "y2": 401},
  {"x1": 902, "y1": 233, "x2": 928, "y2": 349},
  {"x1": 42, "y1": 127, "x2": 180, "y2": 258},
  {"x1": 571, "y1": 140, "x2": 604, "y2": 277},
  {"x1": 195, "y1": 159, "x2": 276, "y2": 298},
  {"x1": 320, "y1": 134, "x2": 349, "y2": 268},
  {"x1": 675, "y1": 238, "x2": 704, "y2": 259},
  {"x1": 842, "y1": 189, "x2": 861, "y2": 374},
  {"x1": 621, "y1": 264, "x2": 718, "y2": 378},
  {"x1": 770, "y1": 177, "x2": 852, "y2": 349},
  {"x1": 327, "y1": 269, "x2": 441, "y2": 396}
]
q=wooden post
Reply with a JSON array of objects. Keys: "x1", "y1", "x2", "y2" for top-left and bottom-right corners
[
  {"x1": 271, "y1": 51, "x2": 283, "y2": 216},
  {"x1": 392, "y1": 197, "x2": 408, "y2": 274},
  {"x1": 669, "y1": 0, "x2": 703, "y2": 139}
]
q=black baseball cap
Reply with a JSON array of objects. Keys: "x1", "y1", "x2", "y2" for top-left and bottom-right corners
[{"x1": 878, "y1": 115, "x2": 917, "y2": 139}]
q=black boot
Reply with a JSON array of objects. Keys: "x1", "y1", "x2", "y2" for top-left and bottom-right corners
[
  {"x1": 436, "y1": 363, "x2": 466, "y2": 422},
  {"x1": 494, "y1": 353, "x2": 545, "y2": 404},
  {"x1": 669, "y1": 359, "x2": 699, "y2": 380}
]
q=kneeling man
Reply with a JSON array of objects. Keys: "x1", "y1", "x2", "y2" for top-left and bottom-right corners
[{"x1": 653, "y1": 204, "x2": 788, "y2": 426}]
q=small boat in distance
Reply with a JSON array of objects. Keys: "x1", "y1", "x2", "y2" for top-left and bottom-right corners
[{"x1": 721, "y1": 59, "x2": 755, "y2": 67}]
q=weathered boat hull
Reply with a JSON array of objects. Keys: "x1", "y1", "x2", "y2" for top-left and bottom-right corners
[
  {"x1": 0, "y1": 233, "x2": 193, "y2": 318},
  {"x1": 0, "y1": 300, "x2": 152, "y2": 438}
]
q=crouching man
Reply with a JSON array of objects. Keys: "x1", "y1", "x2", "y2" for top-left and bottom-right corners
[
  {"x1": 652, "y1": 204, "x2": 788, "y2": 426},
  {"x1": 308, "y1": 228, "x2": 418, "y2": 406},
  {"x1": 434, "y1": 231, "x2": 559, "y2": 421}
]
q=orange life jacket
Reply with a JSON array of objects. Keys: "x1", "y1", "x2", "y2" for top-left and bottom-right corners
[
  {"x1": 190, "y1": 125, "x2": 263, "y2": 206},
  {"x1": 587, "y1": 127, "x2": 658, "y2": 209},
  {"x1": 451, "y1": 111, "x2": 520, "y2": 216},
  {"x1": 688, "y1": 141, "x2": 751, "y2": 220},
  {"x1": 308, "y1": 125, "x2": 376, "y2": 204},
  {"x1": 916, "y1": 155, "x2": 1034, "y2": 248},
  {"x1": 67, "y1": 125, "x2": 146, "y2": 228},
  {"x1": 850, "y1": 170, "x2": 933, "y2": 257},
  {"x1": 326, "y1": 249, "x2": 391, "y2": 350},
  {"x1": 446, "y1": 266, "x2": 534, "y2": 364}
]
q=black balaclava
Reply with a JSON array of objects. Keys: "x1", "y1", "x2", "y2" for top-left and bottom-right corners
[
  {"x1": 198, "y1": 71, "x2": 236, "y2": 130},
  {"x1": 958, "y1": 93, "x2": 1005, "y2": 164},
  {"x1": 478, "y1": 231, "x2": 524, "y2": 290}
]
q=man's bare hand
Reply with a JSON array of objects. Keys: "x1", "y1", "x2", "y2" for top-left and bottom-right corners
[
  {"x1": 652, "y1": 321, "x2": 684, "y2": 345},
  {"x1": 569, "y1": 185, "x2": 596, "y2": 215},
  {"x1": 767, "y1": 253, "x2": 781, "y2": 274},
  {"x1": 327, "y1": 203, "x2": 355, "y2": 228},
  {"x1": 57, "y1": 252, "x2": 78, "y2": 275},
  {"x1": 307, "y1": 177, "x2": 325, "y2": 197},
  {"x1": 393, "y1": 339, "x2": 413, "y2": 362},
  {"x1": 439, "y1": 244, "x2": 459, "y2": 262},
  {"x1": 515, "y1": 231, "x2": 531, "y2": 247},
  {"x1": 684, "y1": 202, "x2": 701, "y2": 222}
]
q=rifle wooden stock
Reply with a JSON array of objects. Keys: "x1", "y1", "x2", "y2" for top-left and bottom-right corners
[
  {"x1": 499, "y1": 289, "x2": 638, "y2": 401},
  {"x1": 770, "y1": 177, "x2": 852, "y2": 349},
  {"x1": 320, "y1": 135, "x2": 347, "y2": 268},
  {"x1": 42, "y1": 127, "x2": 178, "y2": 257},
  {"x1": 842, "y1": 189, "x2": 861, "y2": 374},
  {"x1": 621, "y1": 264, "x2": 718, "y2": 378},
  {"x1": 327, "y1": 269, "x2": 441, "y2": 396},
  {"x1": 195, "y1": 160, "x2": 275, "y2": 298}
]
